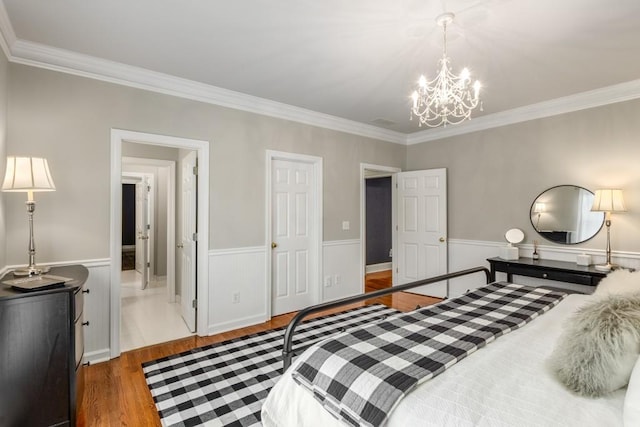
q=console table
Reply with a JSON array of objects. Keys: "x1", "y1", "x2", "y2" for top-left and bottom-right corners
[
  {"x1": 0, "y1": 265, "x2": 88, "y2": 427},
  {"x1": 486, "y1": 257, "x2": 608, "y2": 287}
]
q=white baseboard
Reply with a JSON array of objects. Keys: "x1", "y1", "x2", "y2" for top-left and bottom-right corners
[
  {"x1": 208, "y1": 313, "x2": 268, "y2": 336},
  {"x1": 365, "y1": 262, "x2": 392, "y2": 274},
  {"x1": 83, "y1": 348, "x2": 111, "y2": 365}
]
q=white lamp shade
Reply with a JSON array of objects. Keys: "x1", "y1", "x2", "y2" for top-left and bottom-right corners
[
  {"x1": 2, "y1": 156, "x2": 56, "y2": 192},
  {"x1": 591, "y1": 189, "x2": 626, "y2": 212},
  {"x1": 533, "y1": 202, "x2": 546, "y2": 213}
]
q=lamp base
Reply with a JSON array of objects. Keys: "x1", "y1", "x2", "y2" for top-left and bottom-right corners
[
  {"x1": 13, "y1": 265, "x2": 51, "y2": 277},
  {"x1": 594, "y1": 263, "x2": 618, "y2": 272}
]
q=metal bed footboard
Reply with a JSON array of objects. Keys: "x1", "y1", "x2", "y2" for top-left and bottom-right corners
[{"x1": 281, "y1": 266, "x2": 492, "y2": 371}]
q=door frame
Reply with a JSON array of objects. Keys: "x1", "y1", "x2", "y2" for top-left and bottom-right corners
[
  {"x1": 265, "y1": 150, "x2": 323, "y2": 319},
  {"x1": 110, "y1": 129, "x2": 209, "y2": 358},
  {"x1": 359, "y1": 163, "x2": 401, "y2": 291},
  {"x1": 122, "y1": 157, "x2": 176, "y2": 300}
]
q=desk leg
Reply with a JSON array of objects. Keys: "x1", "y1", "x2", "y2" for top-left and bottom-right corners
[
  {"x1": 507, "y1": 273, "x2": 513, "y2": 282},
  {"x1": 489, "y1": 265, "x2": 496, "y2": 282}
]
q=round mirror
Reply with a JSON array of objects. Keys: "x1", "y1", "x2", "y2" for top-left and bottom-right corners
[
  {"x1": 505, "y1": 228, "x2": 524, "y2": 245},
  {"x1": 530, "y1": 185, "x2": 604, "y2": 244}
]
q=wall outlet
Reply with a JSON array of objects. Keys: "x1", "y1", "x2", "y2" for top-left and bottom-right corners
[
  {"x1": 342, "y1": 221, "x2": 350, "y2": 231},
  {"x1": 232, "y1": 292, "x2": 240, "y2": 304},
  {"x1": 324, "y1": 276, "x2": 332, "y2": 287},
  {"x1": 334, "y1": 274, "x2": 340, "y2": 286}
]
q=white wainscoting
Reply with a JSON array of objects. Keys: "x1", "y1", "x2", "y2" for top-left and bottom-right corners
[
  {"x1": 81, "y1": 260, "x2": 112, "y2": 363},
  {"x1": 322, "y1": 240, "x2": 363, "y2": 302},
  {"x1": 447, "y1": 239, "x2": 503, "y2": 297},
  {"x1": 448, "y1": 239, "x2": 640, "y2": 295},
  {"x1": 208, "y1": 246, "x2": 269, "y2": 335},
  {"x1": 206, "y1": 240, "x2": 364, "y2": 335},
  {"x1": 23, "y1": 241, "x2": 638, "y2": 363}
]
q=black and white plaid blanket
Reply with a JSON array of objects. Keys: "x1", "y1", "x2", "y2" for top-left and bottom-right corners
[{"x1": 291, "y1": 282, "x2": 566, "y2": 427}]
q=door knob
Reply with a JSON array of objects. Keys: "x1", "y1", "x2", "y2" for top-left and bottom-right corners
[
  {"x1": 439, "y1": 237, "x2": 446, "y2": 242},
  {"x1": 271, "y1": 242, "x2": 278, "y2": 249}
]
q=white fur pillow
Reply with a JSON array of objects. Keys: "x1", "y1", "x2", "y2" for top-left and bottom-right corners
[
  {"x1": 625, "y1": 355, "x2": 640, "y2": 426},
  {"x1": 549, "y1": 293, "x2": 640, "y2": 397},
  {"x1": 593, "y1": 269, "x2": 640, "y2": 298}
]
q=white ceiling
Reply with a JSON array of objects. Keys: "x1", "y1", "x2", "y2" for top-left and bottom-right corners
[{"x1": 2, "y1": 0, "x2": 640, "y2": 140}]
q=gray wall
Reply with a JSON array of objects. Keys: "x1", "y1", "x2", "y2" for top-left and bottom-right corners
[
  {"x1": 5, "y1": 64, "x2": 405, "y2": 265},
  {"x1": 406, "y1": 98, "x2": 640, "y2": 253}
]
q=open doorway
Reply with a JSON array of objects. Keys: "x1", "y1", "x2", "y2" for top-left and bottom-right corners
[
  {"x1": 364, "y1": 175, "x2": 393, "y2": 292},
  {"x1": 120, "y1": 154, "x2": 191, "y2": 352},
  {"x1": 110, "y1": 130, "x2": 210, "y2": 359},
  {"x1": 360, "y1": 164, "x2": 400, "y2": 295}
]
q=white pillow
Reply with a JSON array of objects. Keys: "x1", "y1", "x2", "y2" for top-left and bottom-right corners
[
  {"x1": 625, "y1": 355, "x2": 640, "y2": 426},
  {"x1": 593, "y1": 269, "x2": 640, "y2": 298}
]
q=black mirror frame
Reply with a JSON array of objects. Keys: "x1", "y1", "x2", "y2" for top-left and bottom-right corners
[{"x1": 529, "y1": 185, "x2": 605, "y2": 245}]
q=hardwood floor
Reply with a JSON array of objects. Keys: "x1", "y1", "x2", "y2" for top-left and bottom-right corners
[{"x1": 79, "y1": 270, "x2": 440, "y2": 426}]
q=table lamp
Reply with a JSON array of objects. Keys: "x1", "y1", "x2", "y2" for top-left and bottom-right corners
[
  {"x1": 2, "y1": 156, "x2": 56, "y2": 276},
  {"x1": 590, "y1": 189, "x2": 626, "y2": 272}
]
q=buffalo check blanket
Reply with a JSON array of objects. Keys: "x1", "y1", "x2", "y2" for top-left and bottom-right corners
[{"x1": 291, "y1": 282, "x2": 566, "y2": 427}]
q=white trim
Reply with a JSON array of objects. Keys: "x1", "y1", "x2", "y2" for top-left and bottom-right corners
[
  {"x1": 209, "y1": 246, "x2": 267, "y2": 256},
  {"x1": 359, "y1": 163, "x2": 401, "y2": 292},
  {"x1": 365, "y1": 262, "x2": 392, "y2": 274},
  {"x1": 4, "y1": 258, "x2": 112, "y2": 271},
  {"x1": 83, "y1": 349, "x2": 110, "y2": 365},
  {"x1": 265, "y1": 150, "x2": 323, "y2": 318},
  {"x1": 447, "y1": 238, "x2": 640, "y2": 266},
  {"x1": 323, "y1": 239, "x2": 361, "y2": 247},
  {"x1": 0, "y1": 2, "x2": 637, "y2": 147},
  {"x1": 406, "y1": 79, "x2": 640, "y2": 144},
  {"x1": 208, "y1": 314, "x2": 269, "y2": 336},
  {"x1": 0, "y1": 1, "x2": 15, "y2": 60},
  {"x1": 7, "y1": 39, "x2": 406, "y2": 145},
  {"x1": 122, "y1": 156, "x2": 176, "y2": 303},
  {"x1": 110, "y1": 129, "x2": 209, "y2": 359}
]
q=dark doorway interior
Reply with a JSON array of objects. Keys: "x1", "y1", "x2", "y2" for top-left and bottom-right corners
[
  {"x1": 365, "y1": 177, "x2": 392, "y2": 266},
  {"x1": 122, "y1": 183, "x2": 136, "y2": 270}
]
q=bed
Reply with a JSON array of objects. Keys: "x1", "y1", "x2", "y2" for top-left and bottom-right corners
[{"x1": 261, "y1": 267, "x2": 639, "y2": 427}]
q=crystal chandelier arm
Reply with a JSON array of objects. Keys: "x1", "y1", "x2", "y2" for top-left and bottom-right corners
[{"x1": 409, "y1": 12, "x2": 482, "y2": 128}]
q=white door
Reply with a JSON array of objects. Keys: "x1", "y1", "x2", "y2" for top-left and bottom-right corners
[
  {"x1": 135, "y1": 178, "x2": 150, "y2": 290},
  {"x1": 179, "y1": 151, "x2": 197, "y2": 332},
  {"x1": 395, "y1": 168, "x2": 448, "y2": 297},
  {"x1": 271, "y1": 159, "x2": 317, "y2": 315}
]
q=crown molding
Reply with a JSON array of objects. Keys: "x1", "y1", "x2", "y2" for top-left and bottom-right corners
[
  {"x1": 8, "y1": 39, "x2": 407, "y2": 145},
  {"x1": 406, "y1": 79, "x2": 640, "y2": 145},
  {"x1": 1, "y1": 2, "x2": 639, "y2": 147},
  {"x1": 0, "y1": 1, "x2": 15, "y2": 60}
]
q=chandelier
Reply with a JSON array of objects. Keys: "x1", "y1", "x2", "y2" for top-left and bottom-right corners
[{"x1": 410, "y1": 12, "x2": 482, "y2": 128}]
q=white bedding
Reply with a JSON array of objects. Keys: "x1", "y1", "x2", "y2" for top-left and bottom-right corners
[{"x1": 261, "y1": 294, "x2": 626, "y2": 427}]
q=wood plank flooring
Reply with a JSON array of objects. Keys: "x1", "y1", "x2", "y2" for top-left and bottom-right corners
[{"x1": 79, "y1": 270, "x2": 440, "y2": 426}]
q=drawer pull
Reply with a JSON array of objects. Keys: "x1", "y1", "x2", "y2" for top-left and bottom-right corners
[
  {"x1": 82, "y1": 321, "x2": 90, "y2": 326},
  {"x1": 542, "y1": 273, "x2": 548, "y2": 278},
  {"x1": 82, "y1": 289, "x2": 90, "y2": 294}
]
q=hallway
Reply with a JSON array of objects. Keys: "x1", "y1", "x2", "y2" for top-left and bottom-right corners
[{"x1": 120, "y1": 270, "x2": 193, "y2": 351}]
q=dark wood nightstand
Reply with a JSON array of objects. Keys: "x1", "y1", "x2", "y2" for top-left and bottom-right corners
[
  {"x1": 0, "y1": 265, "x2": 88, "y2": 427},
  {"x1": 486, "y1": 257, "x2": 609, "y2": 287}
]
